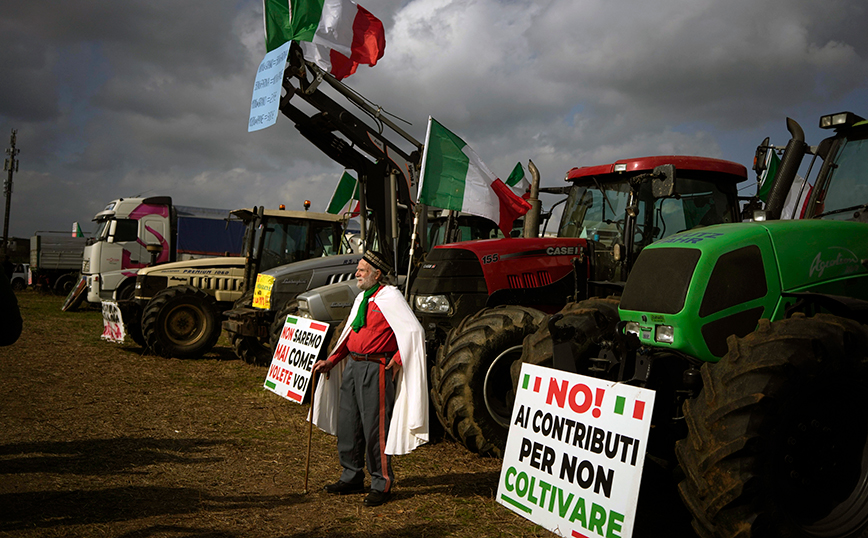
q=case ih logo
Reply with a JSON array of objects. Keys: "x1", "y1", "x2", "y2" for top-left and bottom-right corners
[
  {"x1": 546, "y1": 246, "x2": 580, "y2": 256},
  {"x1": 809, "y1": 247, "x2": 860, "y2": 279}
]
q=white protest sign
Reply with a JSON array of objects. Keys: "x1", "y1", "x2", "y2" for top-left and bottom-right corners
[
  {"x1": 497, "y1": 363, "x2": 655, "y2": 538},
  {"x1": 248, "y1": 41, "x2": 290, "y2": 132},
  {"x1": 264, "y1": 315, "x2": 330, "y2": 403},
  {"x1": 100, "y1": 300, "x2": 126, "y2": 344}
]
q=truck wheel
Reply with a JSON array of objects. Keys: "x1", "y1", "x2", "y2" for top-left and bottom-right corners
[
  {"x1": 511, "y1": 297, "x2": 621, "y2": 385},
  {"x1": 53, "y1": 273, "x2": 77, "y2": 296},
  {"x1": 430, "y1": 305, "x2": 547, "y2": 457},
  {"x1": 676, "y1": 314, "x2": 868, "y2": 538},
  {"x1": 11, "y1": 278, "x2": 25, "y2": 292},
  {"x1": 142, "y1": 285, "x2": 221, "y2": 359}
]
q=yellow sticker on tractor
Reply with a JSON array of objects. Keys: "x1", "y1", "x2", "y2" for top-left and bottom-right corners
[{"x1": 252, "y1": 274, "x2": 275, "y2": 310}]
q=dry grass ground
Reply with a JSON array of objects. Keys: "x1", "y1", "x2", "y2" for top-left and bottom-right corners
[{"x1": 0, "y1": 291, "x2": 548, "y2": 538}]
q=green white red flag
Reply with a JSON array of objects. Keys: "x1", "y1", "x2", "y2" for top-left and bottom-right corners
[
  {"x1": 506, "y1": 162, "x2": 531, "y2": 199},
  {"x1": 418, "y1": 117, "x2": 532, "y2": 235},
  {"x1": 262, "y1": 0, "x2": 385, "y2": 80},
  {"x1": 326, "y1": 170, "x2": 361, "y2": 215}
]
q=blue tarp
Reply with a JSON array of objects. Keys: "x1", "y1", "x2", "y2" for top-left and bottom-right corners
[{"x1": 175, "y1": 212, "x2": 244, "y2": 256}]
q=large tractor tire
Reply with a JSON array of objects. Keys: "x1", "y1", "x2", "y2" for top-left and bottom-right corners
[
  {"x1": 229, "y1": 290, "x2": 272, "y2": 366},
  {"x1": 117, "y1": 301, "x2": 146, "y2": 348},
  {"x1": 512, "y1": 297, "x2": 621, "y2": 385},
  {"x1": 430, "y1": 305, "x2": 547, "y2": 457},
  {"x1": 269, "y1": 300, "x2": 300, "y2": 352},
  {"x1": 676, "y1": 314, "x2": 868, "y2": 538},
  {"x1": 142, "y1": 285, "x2": 222, "y2": 359}
]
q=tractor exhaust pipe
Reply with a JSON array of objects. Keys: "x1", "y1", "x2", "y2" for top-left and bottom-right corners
[
  {"x1": 765, "y1": 118, "x2": 807, "y2": 220},
  {"x1": 523, "y1": 160, "x2": 541, "y2": 238}
]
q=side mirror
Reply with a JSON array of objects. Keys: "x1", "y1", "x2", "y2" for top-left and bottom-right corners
[
  {"x1": 651, "y1": 164, "x2": 676, "y2": 198},
  {"x1": 107, "y1": 220, "x2": 117, "y2": 243},
  {"x1": 753, "y1": 136, "x2": 770, "y2": 176}
]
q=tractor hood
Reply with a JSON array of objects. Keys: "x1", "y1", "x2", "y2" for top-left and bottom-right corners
[
  {"x1": 417, "y1": 236, "x2": 588, "y2": 296},
  {"x1": 255, "y1": 253, "x2": 363, "y2": 313},
  {"x1": 618, "y1": 220, "x2": 868, "y2": 361}
]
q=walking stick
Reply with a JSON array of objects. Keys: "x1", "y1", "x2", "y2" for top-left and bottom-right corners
[{"x1": 303, "y1": 370, "x2": 317, "y2": 494}]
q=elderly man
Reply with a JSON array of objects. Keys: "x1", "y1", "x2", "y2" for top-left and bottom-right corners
[{"x1": 311, "y1": 250, "x2": 428, "y2": 507}]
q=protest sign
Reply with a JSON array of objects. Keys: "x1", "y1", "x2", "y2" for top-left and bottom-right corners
[
  {"x1": 264, "y1": 315, "x2": 330, "y2": 403},
  {"x1": 100, "y1": 300, "x2": 125, "y2": 344},
  {"x1": 252, "y1": 274, "x2": 275, "y2": 309},
  {"x1": 248, "y1": 41, "x2": 290, "y2": 132},
  {"x1": 497, "y1": 363, "x2": 655, "y2": 538}
]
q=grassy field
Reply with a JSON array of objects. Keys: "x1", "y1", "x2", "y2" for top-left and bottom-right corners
[{"x1": 0, "y1": 290, "x2": 548, "y2": 538}]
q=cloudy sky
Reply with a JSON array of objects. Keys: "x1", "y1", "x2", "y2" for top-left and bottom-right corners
[{"x1": 1, "y1": 0, "x2": 866, "y2": 239}]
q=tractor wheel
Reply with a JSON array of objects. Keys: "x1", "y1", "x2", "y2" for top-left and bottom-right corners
[
  {"x1": 511, "y1": 297, "x2": 621, "y2": 385},
  {"x1": 430, "y1": 305, "x2": 547, "y2": 457},
  {"x1": 142, "y1": 285, "x2": 221, "y2": 359},
  {"x1": 227, "y1": 290, "x2": 272, "y2": 366},
  {"x1": 11, "y1": 278, "x2": 25, "y2": 292},
  {"x1": 676, "y1": 314, "x2": 868, "y2": 538},
  {"x1": 269, "y1": 300, "x2": 300, "y2": 352},
  {"x1": 127, "y1": 320, "x2": 146, "y2": 348},
  {"x1": 232, "y1": 333, "x2": 272, "y2": 366},
  {"x1": 118, "y1": 301, "x2": 146, "y2": 348}
]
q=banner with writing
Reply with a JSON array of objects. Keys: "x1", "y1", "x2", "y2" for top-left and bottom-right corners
[
  {"x1": 248, "y1": 41, "x2": 289, "y2": 132},
  {"x1": 497, "y1": 363, "x2": 655, "y2": 538},
  {"x1": 264, "y1": 315, "x2": 330, "y2": 403},
  {"x1": 100, "y1": 300, "x2": 126, "y2": 344}
]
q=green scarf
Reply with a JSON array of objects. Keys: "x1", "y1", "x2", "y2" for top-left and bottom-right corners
[{"x1": 351, "y1": 283, "x2": 380, "y2": 332}]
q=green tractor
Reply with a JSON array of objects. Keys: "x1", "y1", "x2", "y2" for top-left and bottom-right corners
[{"x1": 528, "y1": 111, "x2": 868, "y2": 537}]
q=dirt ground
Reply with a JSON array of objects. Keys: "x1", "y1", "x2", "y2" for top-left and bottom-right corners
[{"x1": 0, "y1": 291, "x2": 548, "y2": 538}]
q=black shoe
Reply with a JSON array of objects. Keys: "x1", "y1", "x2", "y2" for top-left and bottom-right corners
[
  {"x1": 324, "y1": 480, "x2": 364, "y2": 495},
  {"x1": 363, "y1": 490, "x2": 392, "y2": 507}
]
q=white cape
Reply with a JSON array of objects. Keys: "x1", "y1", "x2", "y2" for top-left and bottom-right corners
[{"x1": 310, "y1": 284, "x2": 429, "y2": 455}]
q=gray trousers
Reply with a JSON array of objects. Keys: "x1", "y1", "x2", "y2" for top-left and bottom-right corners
[{"x1": 337, "y1": 357, "x2": 396, "y2": 492}]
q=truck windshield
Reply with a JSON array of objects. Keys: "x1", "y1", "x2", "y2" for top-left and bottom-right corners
[
  {"x1": 93, "y1": 219, "x2": 111, "y2": 240},
  {"x1": 559, "y1": 175, "x2": 735, "y2": 252},
  {"x1": 815, "y1": 136, "x2": 868, "y2": 221}
]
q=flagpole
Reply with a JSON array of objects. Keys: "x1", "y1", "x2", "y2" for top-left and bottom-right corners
[{"x1": 405, "y1": 205, "x2": 422, "y2": 299}]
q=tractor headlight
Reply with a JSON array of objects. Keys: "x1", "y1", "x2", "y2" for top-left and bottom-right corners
[
  {"x1": 415, "y1": 294, "x2": 451, "y2": 314},
  {"x1": 298, "y1": 299, "x2": 309, "y2": 313},
  {"x1": 655, "y1": 325, "x2": 674, "y2": 344},
  {"x1": 625, "y1": 322, "x2": 641, "y2": 336}
]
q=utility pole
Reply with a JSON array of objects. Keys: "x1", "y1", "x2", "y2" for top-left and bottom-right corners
[{"x1": 3, "y1": 129, "x2": 19, "y2": 258}]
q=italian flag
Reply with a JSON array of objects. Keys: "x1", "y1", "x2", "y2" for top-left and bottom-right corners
[
  {"x1": 418, "y1": 117, "x2": 532, "y2": 235},
  {"x1": 757, "y1": 149, "x2": 780, "y2": 202},
  {"x1": 262, "y1": 0, "x2": 385, "y2": 80},
  {"x1": 506, "y1": 161, "x2": 531, "y2": 199},
  {"x1": 326, "y1": 170, "x2": 361, "y2": 215}
]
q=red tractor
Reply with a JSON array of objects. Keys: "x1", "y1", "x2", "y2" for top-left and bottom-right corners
[{"x1": 409, "y1": 155, "x2": 748, "y2": 455}]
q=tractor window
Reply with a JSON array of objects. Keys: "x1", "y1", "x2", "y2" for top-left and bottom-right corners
[
  {"x1": 311, "y1": 222, "x2": 346, "y2": 257},
  {"x1": 646, "y1": 178, "x2": 735, "y2": 239},
  {"x1": 816, "y1": 137, "x2": 868, "y2": 220},
  {"x1": 559, "y1": 185, "x2": 631, "y2": 245},
  {"x1": 561, "y1": 175, "x2": 737, "y2": 257},
  {"x1": 428, "y1": 215, "x2": 504, "y2": 248}
]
